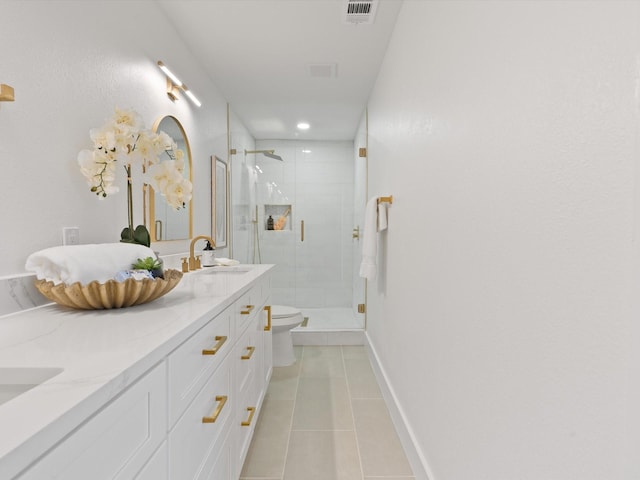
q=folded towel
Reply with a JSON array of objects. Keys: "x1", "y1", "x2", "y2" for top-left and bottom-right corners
[
  {"x1": 25, "y1": 243, "x2": 156, "y2": 285},
  {"x1": 213, "y1": 257, "x2": 240, "y2": 266},
  {"x1": 359, "y1": 197, "x2": 379, "y2": 280},
  {"x1": 378, "y1": 202, "x2": 388, "y2": 232}
]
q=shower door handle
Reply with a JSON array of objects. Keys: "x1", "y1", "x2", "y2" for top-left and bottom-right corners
[{"x1": 301, "y1": 220, "x2": 305, "y2": 242}]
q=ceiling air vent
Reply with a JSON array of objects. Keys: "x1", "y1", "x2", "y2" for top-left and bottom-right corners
[
  {"x1": 306, "y1": 63, "x2": 338, "y2": 78},
  {"x1": 343, "y1": 0, "x2": 378, "y2": 24}
]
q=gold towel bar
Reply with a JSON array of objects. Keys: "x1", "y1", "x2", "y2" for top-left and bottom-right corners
[{"x1": 377, "y1": 196, "x2": 393, "y2": 205}]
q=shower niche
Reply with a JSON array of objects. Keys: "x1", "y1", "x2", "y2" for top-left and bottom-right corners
[{"x1": 264, "y1": 204, "x2": 292, "y2": 231}]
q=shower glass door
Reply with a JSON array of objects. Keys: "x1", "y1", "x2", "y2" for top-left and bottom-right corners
[{"x1": 251, "y1": 139, "x2": 365, "y2": 330}]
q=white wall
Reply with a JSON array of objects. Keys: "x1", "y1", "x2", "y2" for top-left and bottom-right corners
[
  {"x1": 0, "y1": 1, "x2": 230, "y2": 276},
  {"x1": 365, "y1": 1, "x2": 638, "y2": 479}
]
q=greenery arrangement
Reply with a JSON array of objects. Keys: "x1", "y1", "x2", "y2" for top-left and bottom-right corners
[{"x1": 132, "y1": 256, "x2": 164, "y2": 279}]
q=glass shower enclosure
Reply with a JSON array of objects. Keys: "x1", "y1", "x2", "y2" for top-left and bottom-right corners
[{"x1": 242, "y1": 138, "x2": 366, "y2": 331}]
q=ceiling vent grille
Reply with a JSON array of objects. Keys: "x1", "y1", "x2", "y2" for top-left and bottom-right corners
[
  {"x1": 306, "y1": 63, "x2": 338, "y2": 78},
  {"x1": 343, "y1": 0, "x2": 378, "y2": 24}
]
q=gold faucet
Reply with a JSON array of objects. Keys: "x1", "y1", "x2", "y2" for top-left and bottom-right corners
[{"x1": 189, "y1": 235, "x2": 215, "y2": 271}]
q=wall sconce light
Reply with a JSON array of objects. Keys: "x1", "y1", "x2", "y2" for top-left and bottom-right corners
[
  {"x1": 0, "y1": 84, "x2": 15, "y2": 102},
  {"x1": 157, "y1": 61, "x2": 202, "y2": 107}
]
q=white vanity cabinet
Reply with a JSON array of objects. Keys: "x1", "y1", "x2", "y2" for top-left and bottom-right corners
[
  {"x1": 16, "y1": 362, "x2": 167, "y2": 480},
  {"x1": 234, "y1": 278, "x2": 272, "y2": 474},
  {"x1": 167, "y1": 304, "x2": 235, "y2": 480},
  {"x1": 167, "y1": 304, "x2": 234, "y2": 426},
  {"x1": 166, "y1": 273, "x2": 272, "y2": 480},
  {"x1": 1, "y1": 266, "x2": 273, "y2": 480}
]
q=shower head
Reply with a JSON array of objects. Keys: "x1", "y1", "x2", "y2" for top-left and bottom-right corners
[
  {"x1": 263, "y1": 152, "x2": 283, "y2": 161},
  {"x1": 244, "y1": 149, "x2": 283, "y2": 161}
]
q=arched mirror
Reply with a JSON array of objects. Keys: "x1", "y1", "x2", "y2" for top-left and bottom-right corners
[{"x1": 148, "y1": 115, "x2": 193, "y2": 241}]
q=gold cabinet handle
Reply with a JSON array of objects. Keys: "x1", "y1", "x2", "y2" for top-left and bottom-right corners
[
  {"x1": 264, "y1": 305, "x2": 271, "y2": 331},
  {"x1": 202, "y1": 335, "x2": 227, "y2": 355},
  {"x1": 241, "y1": 346, "x2": 256, "y2": 360},
  {"x1": 241, "y1": 406, "x2": 256, "y2": 427},
  {"x1": 241, "y1": 304, "x2": 255, "y2": 315},
  {"x1": 301, "y1": 220, "x2": 305, "y2": 242},
  {"x1": 202, "y1": 395, "x2": 228, "y2": 423}
]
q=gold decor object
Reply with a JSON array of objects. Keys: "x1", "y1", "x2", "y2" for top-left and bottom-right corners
[
  {"x1": 34, "y1": 269, "x2": 183, "y2": 310},
  {"x1": 0, "y1": 84, "x2": 14, "y2": 102}
]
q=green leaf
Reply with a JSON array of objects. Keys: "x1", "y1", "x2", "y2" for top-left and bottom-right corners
[
  {"x1": 120, "y1": 225, "x2": 151, "y2": 248},
  {"x1": 133, "y1": 225, "x2": 151, "y2": 247},
  {"x1": 132, "y1": 256, "x2": 161, "y2": 270},
  {"x1": 120, "y1": 227, "x2": 134, "y2": 243}
]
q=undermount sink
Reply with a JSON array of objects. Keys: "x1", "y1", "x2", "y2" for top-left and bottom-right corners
[{"x1": 0, "y1": 367, "x2": 64, "y2": 406}]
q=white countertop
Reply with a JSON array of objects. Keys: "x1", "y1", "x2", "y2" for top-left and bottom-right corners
[{"x1": 0, "y1": 264, "x2": 273, "y2": 479}]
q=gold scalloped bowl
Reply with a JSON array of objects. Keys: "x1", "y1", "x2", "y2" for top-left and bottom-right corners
[{"x1": 34, "y1": 269, "x2": 183, "y2": 310}]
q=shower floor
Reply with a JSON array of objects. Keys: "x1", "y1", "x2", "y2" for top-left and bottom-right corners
[
  {"x1": 288, "y1": 307, "x2": 366, "y2": 345},
  {"x1": 293, "y1": 307, "x2": 363, "y2": 330}
]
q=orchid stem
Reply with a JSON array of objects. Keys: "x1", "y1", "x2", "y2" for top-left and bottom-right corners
[{"x1": 126, "y1": 165, "x2": 134, "y2": 240}]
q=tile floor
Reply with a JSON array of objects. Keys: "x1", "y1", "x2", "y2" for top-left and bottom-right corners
[{"x1": 240, "y1": 346, "x2": 415, "y2": 480}]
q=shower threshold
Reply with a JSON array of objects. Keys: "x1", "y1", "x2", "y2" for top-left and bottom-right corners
[{"x1": 291, "y1": 307, "x2": 365, "y2": 346}]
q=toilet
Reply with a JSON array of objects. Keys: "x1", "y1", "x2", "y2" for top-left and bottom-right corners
[{"x1": 270, "y1": 305, "x2": 304, "y2": 367}]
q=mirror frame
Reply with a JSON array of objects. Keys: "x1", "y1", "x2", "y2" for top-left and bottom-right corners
[
  {"x1": 148, "y1": 115, "x2": 193, "y2": 242},
  {"x1": 212, "y1": 155, "x2": 229, "y2": 248}
]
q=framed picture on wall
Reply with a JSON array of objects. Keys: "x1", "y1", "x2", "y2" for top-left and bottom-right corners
[{"x1": 211, "y1": 155, "x2": 228, "y2": 248}]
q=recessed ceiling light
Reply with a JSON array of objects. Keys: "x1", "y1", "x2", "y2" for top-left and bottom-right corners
[
  {"x1": 297, "y1": 122, "x2": 310, "y2": 130},
  {"x1": 302, "y1": 149, "x2": 312, "y2": 153}
]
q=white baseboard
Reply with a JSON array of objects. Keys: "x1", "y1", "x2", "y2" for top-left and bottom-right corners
[{"x1": 365, "y1": 331, "x2": 434, "y2": 480}]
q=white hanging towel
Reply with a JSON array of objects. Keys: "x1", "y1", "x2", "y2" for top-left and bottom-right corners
[
  {"x1": 378, "y1": 202, "x2": 388, "y2": 231},
  {"x1": 359, "y1": 197, "x2": 380, "y2": 280}
]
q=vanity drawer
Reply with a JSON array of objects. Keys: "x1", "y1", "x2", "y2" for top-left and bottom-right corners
[
  {"x1": 134, "y1": 442, "x2": 167, "y2": 480},
  {"x1": 195, "y1": 427, "x2": 233, "y2": 480},
  {"x1": 236, "y1": 374, "x2": 258, "y2": 474},
  {"x1": 234, "y1": 285, "x2": 262, "y2": 337},
  {"x1": 235, "y1": 315, "x2": 260, "y2": 399},
  {"x1": 168, "y1": 353, "x2": 232, "y2": 480},
  {"x1": 167, "y1": 305, "x2": 233, "y2": 426},
  {"x1": 18, "y1": 362, "x2": 166, "y2": 480}
]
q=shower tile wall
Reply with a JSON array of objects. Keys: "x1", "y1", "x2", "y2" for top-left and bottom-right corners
[{"x1": 255, "y1": 140, "x2": 354, "y2": 308}]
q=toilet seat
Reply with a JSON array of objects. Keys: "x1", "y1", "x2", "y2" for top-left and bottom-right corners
[
  {"x1": 270, "y1": 305, "x2": 303, "y2": 328},
  {"x1": 271, "y1": 305, "x2": 301, "y2": 318}
]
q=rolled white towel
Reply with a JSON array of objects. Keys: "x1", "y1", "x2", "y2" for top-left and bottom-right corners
[
  {"x1": 25, "y1": 243, "x2": 157, "y2": 285},
  {"x1": 213, "y1": 257, "x2": 240, "y2": 266}
]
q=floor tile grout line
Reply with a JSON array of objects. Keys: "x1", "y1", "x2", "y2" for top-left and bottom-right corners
[
  {"x1": 277, "y1": 345, "x2": 304, "y2": 480},
  {"x1": 289, "y1": 428, "x2": 356, "y2": 432},
  {"x1": 243, "y1": 346, "x2": 415, "y2": 480},
  {"x1": 341, "y1": 345, "x2": 367, "y2": 480}
]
